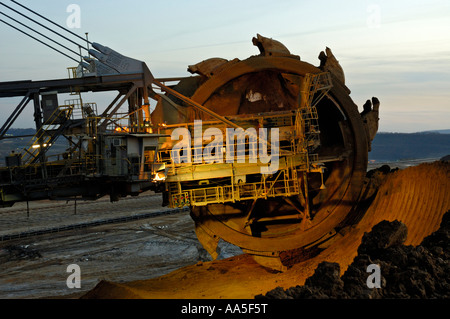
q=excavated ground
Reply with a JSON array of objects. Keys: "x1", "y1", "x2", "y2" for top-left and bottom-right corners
[
  {"x1": 258, "y1": 214, "x2": 450, "y2": 299},
  {"x1": 82, "y1": 161, "x2": 449, "y2": 299},
  {"x1": 0, "y1": 194, "x2": 242, "y2": 298},
  {"x1": 0, "y1": 160, "x2": 448, "y2": 299}
]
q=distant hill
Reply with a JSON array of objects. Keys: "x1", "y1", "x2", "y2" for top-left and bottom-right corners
[
  {"x1": 417, "y1": 129, "x2": 450, "y2": 134},
  {"x1": 369, "y1": 132, "x2": 450, "y2": 162},
  {"x1": 1, "y1": 129, "x2": 449, "y2": 165},
  {"x1": 0, "y1": 128, "x2": 68, "y2": 165},
  {"x1": 3, "y1": 128, "x2": 36, "y2": 136}
]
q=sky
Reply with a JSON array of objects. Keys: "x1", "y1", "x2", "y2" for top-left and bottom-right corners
[{"x1": 0, "y1": 0, "x2": 449, "y2": 132}]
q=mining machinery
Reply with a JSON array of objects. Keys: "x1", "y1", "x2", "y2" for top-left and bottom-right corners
[{"x1": 0, "y1": 2, "x2": 380, "y2": 270}]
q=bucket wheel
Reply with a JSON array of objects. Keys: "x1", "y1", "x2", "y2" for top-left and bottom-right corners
[{"x1": 158, "y1": 35, "x2": 370, "y2": 271}]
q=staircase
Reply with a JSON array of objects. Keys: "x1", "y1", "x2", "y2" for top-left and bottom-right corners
[{"x1": 21, "y1": 105, "x2": 74, "y2": 166}]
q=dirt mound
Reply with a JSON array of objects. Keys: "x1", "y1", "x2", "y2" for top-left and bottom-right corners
[
  {"x1": 81, "y1": 280, "x2": 143, "y2": 299},
  {"x1": 81, "y1": 161, "x2": 450, "y2": 299},
  {"x1": 257, "y1": 211, "x2": 450, "y2": 299}
]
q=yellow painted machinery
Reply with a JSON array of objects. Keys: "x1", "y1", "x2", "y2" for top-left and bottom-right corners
[
  {"x1": 0, "y1": 2, "x2": 380, "y2": 270},
  {"x1": 150, "y1": 35, "x2": 380, "y2": 270}
]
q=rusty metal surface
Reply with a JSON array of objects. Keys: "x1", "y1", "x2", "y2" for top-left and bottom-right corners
[{"x1": 151, "y1": 35, "x2": 379, "y2": 269}]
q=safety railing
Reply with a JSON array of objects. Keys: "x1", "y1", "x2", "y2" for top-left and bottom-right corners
[
  {"x1": 169, "y1": 168, "x2": 300, "y2": 207},
  {"x1": 156, "y1": 111, "x2": 299, "y2": 171}
]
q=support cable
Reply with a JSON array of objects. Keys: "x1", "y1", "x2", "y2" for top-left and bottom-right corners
[
  {"x1": 0, "y1": 18, "x2": 79, "y2": 63},
  {"x1": 0, "y1": 1, "x2": 88, "y2": 51},
  {"x1": 0, "y1": 11, "x2": 80, "y2": 57},
  {"x1": 10, "y1": 0, "x2": 92, "y2": 46}
]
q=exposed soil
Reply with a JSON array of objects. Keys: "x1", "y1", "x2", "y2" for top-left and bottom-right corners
[
  {"x1": 82, "y1": 161, "x2": 449, "y2": 299},
  {"x1": 0, "y1": 161, "x2": 448, "y2": 299},
  {"x1": 0, "y1": 194, "x2": 242, "y2": 299},
  {"x1": 257, "y1": 212, "x2": 450, "y2": 299}
]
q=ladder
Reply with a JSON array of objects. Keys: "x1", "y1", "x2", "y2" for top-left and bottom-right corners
[{"x1": 296, "y1": 72, "x2": 333, "y2": 158}]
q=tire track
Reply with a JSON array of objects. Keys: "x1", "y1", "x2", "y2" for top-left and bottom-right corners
[{"x1": 0, "y1": 207, "x2": 188, "y2": 242}]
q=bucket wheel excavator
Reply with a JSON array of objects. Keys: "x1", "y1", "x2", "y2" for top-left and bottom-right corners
[
  {"x1": 0, "y1": 2, "x2": 379, "y2": 271},
  {"x1": 151, "y1": 34, "x2": 380, "y2": 271}
]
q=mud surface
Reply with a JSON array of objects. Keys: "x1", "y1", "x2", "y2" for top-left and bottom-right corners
[{"x1": 0, "y1": 193, "x2": 242, "y2": 298}]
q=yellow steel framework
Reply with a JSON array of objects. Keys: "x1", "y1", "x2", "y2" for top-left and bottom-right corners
[{"x1": 158, "y1": 72, "x2": 333, "y2": 208}]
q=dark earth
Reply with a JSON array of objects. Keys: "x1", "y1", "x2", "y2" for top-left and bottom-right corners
[{"x1": 257, "y1": 210, "x2": 450, "y2": 299}]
